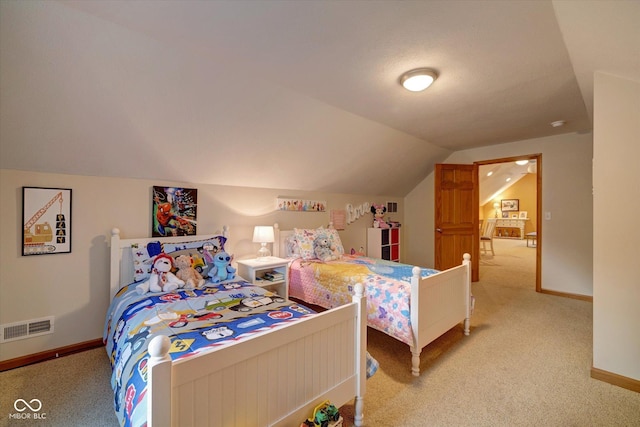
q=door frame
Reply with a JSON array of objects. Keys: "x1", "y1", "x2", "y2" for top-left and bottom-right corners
[{"x1": 475, "y1": 154, "x2": 542, "y2": 291}]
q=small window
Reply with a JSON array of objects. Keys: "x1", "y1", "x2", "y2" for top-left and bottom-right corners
[{"x1": 386, "y1": 202, "x2": 398, "y2": 213}]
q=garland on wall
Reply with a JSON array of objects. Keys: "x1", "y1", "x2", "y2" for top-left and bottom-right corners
[{"x1": 346, "y1": 202, "x2": 370, "y2": 225}]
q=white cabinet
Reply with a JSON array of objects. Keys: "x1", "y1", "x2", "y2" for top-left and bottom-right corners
[
  {"x1": 236, "y1": 257, "x2": 289, "y2": 298},
  {"x1": 367, "y1": 228, "x2": 401, "y2": 262}
]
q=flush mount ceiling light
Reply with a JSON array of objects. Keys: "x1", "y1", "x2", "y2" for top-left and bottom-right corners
[
  {"x1": 515, "y1": 160, "x2": 529, "y2": 166},
  {"x1": 551, "y1": 120, "x2": 566, "y2": 128},
  {"x1": 400, "y1": 68, "x2": 438, "y2": 92}
]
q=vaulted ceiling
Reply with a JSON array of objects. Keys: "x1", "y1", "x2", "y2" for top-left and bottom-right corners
[{"x1": 1, "y1": 1, "x2": 638, "y2": 196}]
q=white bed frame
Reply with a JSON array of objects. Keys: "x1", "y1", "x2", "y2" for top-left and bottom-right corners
[
  {"x1": 274, "y1": 224, "x2": 472, "y2": 377},
  {"x1": 109, "y1": 227, "x2": 366, "y2": 427}
]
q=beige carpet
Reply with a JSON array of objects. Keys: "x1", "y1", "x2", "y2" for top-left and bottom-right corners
[{"x1": 2, "y1": 239, "x2": 639, "y2": 426}]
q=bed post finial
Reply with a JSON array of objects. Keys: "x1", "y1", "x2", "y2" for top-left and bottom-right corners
[
  {"x1": 353, "y1": 283, "x2": 364, "y2": 298},
  {"x1": 148, "y1": 335, "x2": 171, "y2": 362},
  {"x1": 111, "y1": 228, "x2": 121, "y2": 237},
  {"x1": 412, "y1": 266, "x2": 421, "y2": 280},
  {"x1": 274, "y1": 223, "x2": 279, "y2": 230},
  {"x1": 463, "y1": 253, "x2": 471, "y2": 263}
]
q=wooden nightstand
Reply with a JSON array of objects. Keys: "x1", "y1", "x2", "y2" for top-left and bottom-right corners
[{"x1": 236, "y1": 257, "x2": 289, "y2": 299}]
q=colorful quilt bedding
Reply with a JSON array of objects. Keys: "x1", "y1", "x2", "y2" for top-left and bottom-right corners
[
  {"x1": 104, "y1": 279, "x2": 315, "y2": 427},
  {"x1": 288, "y1": 255, "x2": 439, "y2": 346}
]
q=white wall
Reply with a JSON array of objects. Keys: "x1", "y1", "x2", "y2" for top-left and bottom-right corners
[
  {"x1": 593, "y1": 73, "x2": 640, "y2": 381},
  {"x1": 405, "y1": 132, "x2": 594, "y2": 296},
  {"x1": 0, "y1": 169, "x2": 400, "y2": 361}
]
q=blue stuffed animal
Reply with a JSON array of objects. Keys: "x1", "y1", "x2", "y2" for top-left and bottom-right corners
[{"x1": 208, "y1": 251, "x2": 236, "y2": 283}]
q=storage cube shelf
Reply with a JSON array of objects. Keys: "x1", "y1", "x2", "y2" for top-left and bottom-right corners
[{"x1": 367, "y1": 228, "x2": 401, "y2": 262}]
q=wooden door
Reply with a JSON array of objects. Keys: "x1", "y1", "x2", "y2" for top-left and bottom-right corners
[{"x1": 435, "y1": 163, "x2": 479, "y2": 281}]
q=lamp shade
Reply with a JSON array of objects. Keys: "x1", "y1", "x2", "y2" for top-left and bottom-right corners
[
  {"x1": 253, "y1": 226, "x2": 274, "y2": 259},
  {"x1": 252, "y1": 226, "x2": 275, "y2": 243}
]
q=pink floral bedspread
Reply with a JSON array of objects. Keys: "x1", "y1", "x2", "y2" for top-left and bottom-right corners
[{"x1": 288, "y1": 255, "x2": 439, "y2": 346}]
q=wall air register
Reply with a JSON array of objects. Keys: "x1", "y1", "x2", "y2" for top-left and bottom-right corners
[{"x1": 1, "y1": 316, "x2": 54, "y2": 343}]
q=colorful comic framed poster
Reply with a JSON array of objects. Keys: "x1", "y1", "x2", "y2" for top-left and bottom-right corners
[
  {"x1": 152, "y1": 186, "x2": 198, "y2": 237},
  {"x1": 22, "y1": 187, "x2": 72, "y2": 256}
]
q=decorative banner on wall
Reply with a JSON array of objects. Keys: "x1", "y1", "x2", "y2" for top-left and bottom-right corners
[
  {"x1": 152, "y1": 186, "x2": 198, "y2": 237},
  {"x1": 22, "y1": 187, "x2": 72, "y2": 256},
  {"x1": 330, "y1": 209, "x2": 346, "y2": 230},
  {"x1": 276, "y1": 197, "x2": 326, "y2": 212}
]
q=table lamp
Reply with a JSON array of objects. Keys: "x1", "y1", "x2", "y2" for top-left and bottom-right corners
[{"x1": 252, "y1": 226, "x2": 275, "y2": 259}]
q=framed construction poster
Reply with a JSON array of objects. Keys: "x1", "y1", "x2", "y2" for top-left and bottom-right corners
[
  {"x1": 22, "y1": 187, "x2": 72, "y2": 256},
  {"x1": 152, "y1": 186, "x2": 198, "y2": 237}
]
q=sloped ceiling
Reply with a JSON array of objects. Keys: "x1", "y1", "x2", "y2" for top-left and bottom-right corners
[{"x1": 1, "y1": 1, "x2": 638, "y2": 196}]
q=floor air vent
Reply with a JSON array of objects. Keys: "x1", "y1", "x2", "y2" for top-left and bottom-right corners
[{"x1": 1, "y1": 316, "x2": 54, "y2": 343}]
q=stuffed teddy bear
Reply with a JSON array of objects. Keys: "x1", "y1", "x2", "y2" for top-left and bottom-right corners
[
  {"x1": 314, "y1": 234, "x2": 338, "y2": 262},
  {"x1": 174, "y1": 254, "x2": 205, "y2": 289},
  {"x1": 208, "y1": 251, "x2": 236, "y2": 283},
  {"x1": 136, "y1": 253, "x2": 185, "y2": 294},
  {"x1": 371, "y1": 204, "x2": 390, "y2": 229}
]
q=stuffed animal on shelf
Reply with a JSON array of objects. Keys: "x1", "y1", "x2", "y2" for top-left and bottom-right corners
[
  {"x1": 314, "y1": 234, "x2": 338, "y2": 262},
  {"x1": 174, "y1": 254, "x2": 205, "y2": 289},
  {"x1": 370, "y1": 204, "x2": 390, "y2": 229},
  {"x1": 136, "y1": 253, "x2": 185, "y2": 294},
  {"x1": 208, "y1": 251, "x2": 236, "y2": 283}
]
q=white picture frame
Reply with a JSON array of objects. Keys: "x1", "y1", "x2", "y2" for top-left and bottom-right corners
[{"x1": 519, "y1": 211, "x2": 528, "y2": 219}]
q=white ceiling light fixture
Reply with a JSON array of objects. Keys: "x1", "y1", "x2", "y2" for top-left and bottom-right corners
[
  {"x1": 400, "y1": 68, "x2": 438, "y2": 92},
  {"x1": 551, "y1": 120, "x2": 566, "y2": 127},
  {"x1": 515, "y1": 160, "x2": 529, "y2": 165}
]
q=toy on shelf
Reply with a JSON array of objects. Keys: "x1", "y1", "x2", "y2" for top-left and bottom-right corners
[{"x1": 370, "y1": 204, "x2": 390, "y2": 229}]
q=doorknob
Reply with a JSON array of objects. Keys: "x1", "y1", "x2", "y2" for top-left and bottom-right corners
[{"x1": 436, "y1": 228, "x2": 442, "y2": 233}]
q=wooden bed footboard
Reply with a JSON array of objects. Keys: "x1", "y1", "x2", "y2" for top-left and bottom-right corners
[
  {"x1": 146, "y1": 284, "x2": 367, "y2": 427},
  {"x1": 410, "y1": 253, "x2": 472, "y2": 376}
]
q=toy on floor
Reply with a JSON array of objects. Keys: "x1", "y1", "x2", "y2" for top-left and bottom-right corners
[{"x1": 301, "y1": 400, "x2": 341, "y2": 427}]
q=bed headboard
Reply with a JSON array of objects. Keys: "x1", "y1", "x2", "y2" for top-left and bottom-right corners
[
  {"x1": 273, "y1": 222, "x2": 336, "y2": 259},
  {"x1": 273, "y1": 223, "x2": 294, "y2": 259},
  {"x1": 109, "y1": 226, "x2": 229, "y2": 299}
]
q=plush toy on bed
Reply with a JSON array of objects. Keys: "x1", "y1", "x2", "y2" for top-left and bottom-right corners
[
  {"x1": 208, "y1": 251, "x2": 236, "y2": 283},
  {"x1": 174, "y1": 254, "x2": 205, "y2": 289},
  {"x1": 136, "y1": 253, "x2": 185, "y2": 294},
  {"x1": 314, "y1": 234, "x2": 339, "y2": 262},
  {"x1": 371, "y1": 204, "x2": 390, "y2": 229}
]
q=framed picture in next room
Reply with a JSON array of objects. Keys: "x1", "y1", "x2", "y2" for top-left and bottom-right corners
[{"x1": 501, "y1": 199, "x2": 519, "y2": 212}]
